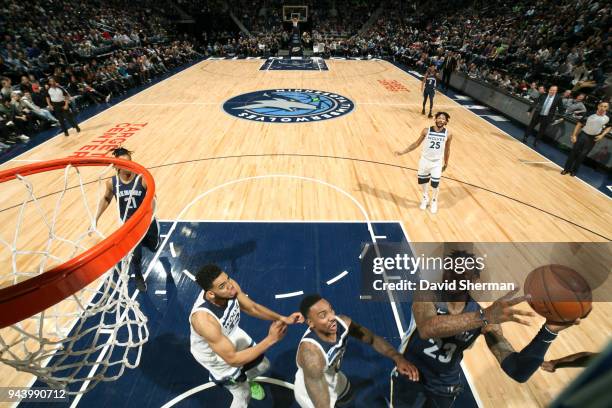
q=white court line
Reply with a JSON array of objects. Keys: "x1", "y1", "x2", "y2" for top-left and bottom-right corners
[
  {"x1": 326, "y1": 270, "x2": 349, "y2": 285},
  {"x1": 275, "y1": 290, "x2": 304, "y2": 299},
  {"x1": 182, "y1": 269, "x2": 195, "y2": 281},
  {"x1": 359, "y1": 243, "x2": 370, "y2": 259},
  {"x1": 519, "y1": 160, "x2": 555, "y2": 165},
  {"x1": 374, "y1": 235, "x2": 387, "y2": 239},
  {"x1": 169, "y1": 242, "x2": 176, "y2": 258},
  {"x1": 160, "y1": 376, "x2": 293, "y2": 408},
  {"x1": 157, "y1": 219, "x2": 400, "y2": 224}
]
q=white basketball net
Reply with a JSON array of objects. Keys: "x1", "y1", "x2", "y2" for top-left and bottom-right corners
[{"x1": 0, "y1": 163, "x2": 150, "y2": 395}]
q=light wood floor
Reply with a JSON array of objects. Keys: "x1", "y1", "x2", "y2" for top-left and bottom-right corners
[{"x1": 0, "y1": 59, "x2": 610, "y2": 407}]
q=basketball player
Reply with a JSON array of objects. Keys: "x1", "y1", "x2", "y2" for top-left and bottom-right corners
[
  {"x1": 295, "y1": 294, "x2": 419, "y2": 408},
  {"x1": 391, "y1": 250, "x2": 580, "y2": 408},
  {"x1": 395, "y1": 112, "x2": 452, "y2": 214},
  {"x1": 190, "y1": 264, "x2": 303, "y2": 408},
  {"x1": 421, "y1": 65, "x2": 439, "y2": 118},
  {"x1": 95, "y1": 147, "x2": 159, "y2": 292}
]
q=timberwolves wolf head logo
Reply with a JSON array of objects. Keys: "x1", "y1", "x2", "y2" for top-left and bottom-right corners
[{"x1": 223, "y1": 89, "x2": 355, "y2": 123}]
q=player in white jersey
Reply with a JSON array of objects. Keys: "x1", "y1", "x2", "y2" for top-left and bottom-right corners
[
  {"x1": 189, "y1": 264, "x2": 303, "y2": 408},
  {"x1": 294, "y1": 294, "x2": 419, "y2": 408},
  {"x1": 395, "y1": 112, "x2": 453, "y2": 214}
]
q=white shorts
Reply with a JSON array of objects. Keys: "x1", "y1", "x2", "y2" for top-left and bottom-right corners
[
  {"x1": 417, "y1": 157, "x2": 443, "y2": 183},
  {"x1": 192, "y1": 327, "x2": 254, "y2": 383},
  {"x1": 294, "y1": 369, "x2": 349, "y2": 408}
]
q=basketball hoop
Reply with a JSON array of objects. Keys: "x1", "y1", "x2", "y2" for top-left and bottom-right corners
[{"x1": 0, "y1": 157, "x2": 155, "y2": 394}]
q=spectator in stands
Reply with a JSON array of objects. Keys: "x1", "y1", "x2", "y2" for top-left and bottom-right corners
[
  {"x1": 16, "y1": 92, "x2": 59, "y2": 127},
  {"x1": 527, "y1": 83, "x2": 540, "y2": 101},
  {"x1": 523, "y1": 85, "x2": 563, "y2": 147},
  {"x1": 564, "y1": 94, "x2": 587, "y2": 119}
]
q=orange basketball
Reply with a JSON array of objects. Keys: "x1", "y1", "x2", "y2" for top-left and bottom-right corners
[{"x1": 524, "y1": 264, "x2": 592, "y2": 323}]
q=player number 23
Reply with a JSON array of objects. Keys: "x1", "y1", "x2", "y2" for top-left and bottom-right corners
[
  {"x1": 429, "y1": 141, "x2": 441, "y2": 149},
  {"x1": 423, "y1": 339, "x2": 457, "y2": 363}
]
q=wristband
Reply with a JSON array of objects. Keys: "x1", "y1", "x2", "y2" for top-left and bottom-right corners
[{"x1": 478, "y1": 308, "x2": 488, "y2": 327}]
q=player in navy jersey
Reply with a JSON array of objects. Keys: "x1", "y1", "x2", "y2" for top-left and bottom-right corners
[
  {"x1": 391, "y1": 250, "x2": 581, "y2": 408},
  {"x1": 190, "y1": 264, "x2": 303, "y2": 408},
  {"x1": 421, "y1": 65, "x2": 439, "y2": 118},
  {"x1": 295, "y1": 294, "x2": 418, "y2": 407},
  {"x1": 95, "y1": 147, "x2": 159, "y2": 292}
]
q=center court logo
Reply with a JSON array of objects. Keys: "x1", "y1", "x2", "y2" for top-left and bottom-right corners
[{"x1": 223, "y1": 89, "x2": 355, "y2": 123}]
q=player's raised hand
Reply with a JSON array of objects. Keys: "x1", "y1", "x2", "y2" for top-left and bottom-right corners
[
  {"x1": 394, "y1": 357, "x2": 419, "y2": 382},
  {"x1": 540, "y1": 360, "x2": 557, "y2": 372},
  {"x1": 484, "y1": 287, "x2": 535, "y2": 326},
  {"x1": 268, "y1": 321, "x2": 288, "y2": 343},
  {"x1": 281, "y1": 312, "x2": 304, "y2": 325}
]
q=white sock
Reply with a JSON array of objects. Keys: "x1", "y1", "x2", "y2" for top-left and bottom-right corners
[
  {"x1": 421, "y1": 183, "x2": 429, "y2": 197},
  {"x1": 431, "y1": 187, "x2": 439, "y2": 201}
]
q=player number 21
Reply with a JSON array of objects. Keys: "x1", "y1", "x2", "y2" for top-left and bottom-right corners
[
  {"x1": 423, "y1": 338, "x2": 457, "y2": 363},
  {"x1": 429, "y1": 141, "x2": 441, "y2": 149}
]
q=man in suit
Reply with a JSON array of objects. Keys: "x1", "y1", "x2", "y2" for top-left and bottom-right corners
[
  {"x1": 523, "y1": 85, "x2": 563, "y2": 147},
  {"x1": 441, "y1": 52, "x2": 457, "y2": 91}
]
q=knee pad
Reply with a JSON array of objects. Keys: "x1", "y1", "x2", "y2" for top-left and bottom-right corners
[
  {"x1": 418, "y1": 175, "x2": 430, "y2": 184},
  {"x1": 430, "y1": 178, "x2": 440, "y2": 188}
]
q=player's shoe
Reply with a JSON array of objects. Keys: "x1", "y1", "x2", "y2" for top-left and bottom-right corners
[
  {"x1": 421, "y1": 108, "x2": 425, "y2": 115},
  {"x1": 428, "y1": 112, "x2": 433, "y2": 118},
  {"x1": 249, "y1": 381, "x2": 266, "y2": 400},
  {"x1": 430, "y1": 199, "x2": 438, "y2": 214},
  {"x1": 419, "y1": 195, "x2": 429, "y2": 210}
]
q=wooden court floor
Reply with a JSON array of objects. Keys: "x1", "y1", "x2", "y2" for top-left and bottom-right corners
[{"x1": 0, "y1": 59, "x2": 610, "y2": 407}]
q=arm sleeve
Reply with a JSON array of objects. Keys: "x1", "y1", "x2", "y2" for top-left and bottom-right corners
[{"x1": 500, "y1": 325, "x2": 557, "y2": 383}]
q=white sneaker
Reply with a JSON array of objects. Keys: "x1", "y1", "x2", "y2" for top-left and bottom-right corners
[
  {"x1": 17, "y1": 134, "x2": 30, "y2": 141},
  {"x1": 430, "y1": 199, "x2": 438, "y2": 214},
  {"x1": 419, "y1": 195, "x2": 429, "y2": 210}
]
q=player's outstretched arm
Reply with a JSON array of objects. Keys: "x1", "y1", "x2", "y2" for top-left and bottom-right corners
[
  {"x1": 191, "y1": 311, "x2": 286, "y2": 367},
  {"x1": 485, "y1": 319, "x2": 580, "y2": 382},
  {"x1": 413, "y1": 288, "x2": 535, "y2": 339},
  {"x1": 541, "y1": 351, "x2": 597, "y2": 372},
  {"x1": 342, "y1": 316, "x2": 419, "y2": 381},
  {"x1": 395, "y1": 128, "x2": 427, "y2": 156},
  {"x1": 297, "y1": 341, "x2": 331, "y2": 408},
  {"x1": 234, "y1": 280, "x2": 303, "y2": 324},
  {"x1": 94, "y1": 178, "x2": 114, "y2": 224}
]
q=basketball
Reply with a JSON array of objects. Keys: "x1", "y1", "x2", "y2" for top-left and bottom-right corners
[{"x1": 524, "y1": 264, "x2": 592, "y2": 323}]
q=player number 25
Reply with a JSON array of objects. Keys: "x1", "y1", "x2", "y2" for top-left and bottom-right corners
[
  {"x1": 429, "y1": 141, "x2": 441, "y2": 149},
  {"x1": 423, "y1": 338, "x2": 457, "y2": 363}
]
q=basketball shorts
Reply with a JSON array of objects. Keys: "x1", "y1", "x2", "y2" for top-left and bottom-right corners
[
  {"x1": 417, "y1": 157, "x2": 443, "y2": 184},
  {"x1": 391, "y1": 372, "x2": 461, "y2": 408},
  {"x1": 194, "y1": 327, "x2": 255, "y2": 384},
  {"x1": 423, "y1": 89, "x2": 435, "y2": 99},
  {"x1": 294, "y1": 369, "x2": 349, "y2": 408}
]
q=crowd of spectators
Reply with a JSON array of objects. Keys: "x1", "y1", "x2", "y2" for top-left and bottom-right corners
[
  {"x1": 0, "y1": 0, "x2": 201, "y2": 152},
  {"x1": 324, "y1": 0, "x2": 610, "y2": 110},
  {"x1": 2, "y1": 0, "x2": 609, "y2": 151}
]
